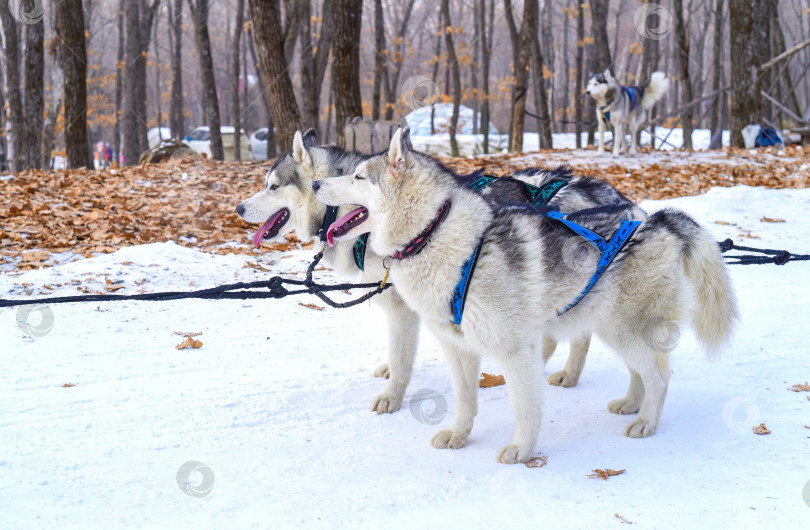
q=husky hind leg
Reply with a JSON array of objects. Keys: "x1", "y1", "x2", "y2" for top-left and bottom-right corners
[
  {"x1": 496, "y1": 347, "x2": 545, "y2": 463},
  {"x1": 547, "y1": 336, "x2": 591, "y2": 387},
  {"x1": 607, "y1": 368, "x2": 644, "y2": 414}
]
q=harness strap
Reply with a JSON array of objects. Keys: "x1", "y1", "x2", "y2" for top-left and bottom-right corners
[
  {"x1": 451, "y1": 243, "x2": 482, "y2": 324},
  {"x1": 353, "y1": 233, "x2": 369, "y2": 271},
  {"x1": 523, "y1": 179, "x2": 568, "y2": 206},
  {"x1": 468, "y1": 174, "x2": 499, "y2": 191},
  {"x1": 318, "y1": 206, "x2": 339, "y2": 243},
  {"x1": 548, "y1": 214, "x2": 642, "y2": 315}
]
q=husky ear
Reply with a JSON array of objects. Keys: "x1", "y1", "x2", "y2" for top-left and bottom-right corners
[
  {"x1": 292, "y1": 130, "x2": 313, "y2": 172},
  {"x1": 603, "y1": 68, "x2": 612, "y2": 78},
  {"x1": 387, "y1": 127, "x2": 412, "y2": 171},
  {"x1": 302, "y1": 128, "x2": 318, "y2": 148}
]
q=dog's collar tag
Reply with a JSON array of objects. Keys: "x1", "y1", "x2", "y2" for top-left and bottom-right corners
[
  {"x1": 318, "y1": 206, "x2": 339, "y2": 243},
  {"x1": 390, "y1": 201, "x2": 451, "y2": 261}
]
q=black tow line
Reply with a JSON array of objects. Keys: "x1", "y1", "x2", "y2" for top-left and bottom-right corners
[
  {"x1": 719, "y1": 239, "x2": 810, "y2": 265},
  {"x1": 0, "y1": 250, "x2": 391, "y2": 309}
]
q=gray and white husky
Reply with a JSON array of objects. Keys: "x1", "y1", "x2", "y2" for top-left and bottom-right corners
[
  {"x1": 586, "y1": 69, "x2": 669, "y2": 157},
  {"x1": 313, "y1": 127, "x2": 738, "y2": 463},
  {"x1": 236, "y1": 130, "x2": 648, "y2": 413}
]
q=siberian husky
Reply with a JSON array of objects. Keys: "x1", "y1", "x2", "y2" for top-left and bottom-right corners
[
  {"x1": 236, "y1": 129, "x2": 643, "y2": 414},
  {"x1": 586, "y1": 70, "x2": 669, "y2": 157},
  {"x1": 313, "y1": 127, "x2": 738, "y2": 463}
]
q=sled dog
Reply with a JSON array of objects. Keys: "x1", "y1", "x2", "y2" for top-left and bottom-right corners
[
  {"x1": 586, "y1": 70, "x2": 669, "y2": 157},
  {"x1": 313, "y1": 127, "x2": 738, "y2": 463},
  {"x1": 236, "y1": 129, "x2": 644, "y2": 415}
]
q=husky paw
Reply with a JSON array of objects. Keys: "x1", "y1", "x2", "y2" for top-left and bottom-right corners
[
  {"x1": 370, "y1": 392, "x2": 403, "y2": 414},
  {"x1": 548, "y1": 370, "x2": 579, "y2": 388},
  {"x1": 496, "y1": 443, "x2": 534, "y2": 464},
  {"x1": 608, "y1": 398, "x2": 641, "y2": 415},
  {"x1": 373, "y1": 363, "x2": 390, "y2": 379},
  {"x1": 431, "y1": 429, "x2": 467, "y2": 450},
  {"x1": 624, "y1": 419, "x2": 657, "y2": 438}
]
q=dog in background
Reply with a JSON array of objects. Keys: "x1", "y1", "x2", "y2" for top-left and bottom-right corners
[{"x1": 586, "y1": 70, "x2": 669, "y2": 157}]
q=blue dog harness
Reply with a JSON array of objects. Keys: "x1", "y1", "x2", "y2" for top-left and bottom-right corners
[{"x1": 601, "y1": 85, "x2": 639, "y2": 123}]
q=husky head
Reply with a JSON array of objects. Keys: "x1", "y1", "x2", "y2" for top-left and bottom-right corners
[
  {"x1": 585, "y1": 69, "x2": 618, "y2": 105},
  {"x1": 313, "y1": 127, "x2": 455, "y2": 256},
  {"x1": 236, "y1": 129, "x2": 354, "y2": 247}
]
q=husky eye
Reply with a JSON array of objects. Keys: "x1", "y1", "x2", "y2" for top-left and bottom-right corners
[
  {"x1": 269, "y1": 183, "x2": 279, "y2": 191},
  {"x1": 354, "y1": 174, "x2": 365, "y2": 180}
]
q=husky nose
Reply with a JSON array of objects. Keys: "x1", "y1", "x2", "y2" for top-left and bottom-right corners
[
  {"x1": 236, "y1": 203, "x2": 245, "y2": 216},
  {"x1": 312, "y1": 181, "x2": 321, "y2": 191}
]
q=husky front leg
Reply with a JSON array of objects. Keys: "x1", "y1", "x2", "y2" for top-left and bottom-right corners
[
  {"x1": 547, "y1": 335, "x2": 591, "y2": 388},
  {"x1": 496, "y1": 348, "x2": 544, "y2": 464},
  {"x1": 597, "y1": 115, "x2": 606, "y2": 155},
  {"x1": 431, "y1": 342, "x2": 480, "y2": 450},
  {"x1": 371, "y1": 290, "x2": 420, "y2": 413},
  {"x1": 612, "y1": 121, "x2": 623, "y2": 158},
  {"x1": 622, "y1": 351, "x2": 670, "y2": 437}
]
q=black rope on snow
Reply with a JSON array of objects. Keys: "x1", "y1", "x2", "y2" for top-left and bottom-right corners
[
  {"x1": 718, "y1": 238, "x2": 810, "y2": 265},
  {"x1": 523, "y1": 107, "x2": 598, "y2": 127},
  {"x1": 0, "y1": 251, "x2": 392, "y2": 309}
]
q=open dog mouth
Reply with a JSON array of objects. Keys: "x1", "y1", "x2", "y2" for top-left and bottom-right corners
[
  {"x1": 326, "y1": 207, "x2": 368, "y2": 247},
  {"x1": 253, "y1": 208, "x2": 290, "y2": 247}
]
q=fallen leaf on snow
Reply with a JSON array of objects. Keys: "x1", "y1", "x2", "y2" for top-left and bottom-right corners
[
  {"x1": 298, "y1": 302, "x2": 324, "y2": 311},
  {"x1": 588, "y1": 468, "x2": 625, "y2": 480},
  {"x1": 479, "y1": 373, "x2": 505, "y2": 388},
  {"x1": 753, "y1": 423, "x2": 771, "y2": 435},
  {"x1": 760, "y1": 216, "x2": 786, "y2": 223},
  {"x1": 62, "y1": 383, "x2": 76, "y2": 388},
  {"x1": 614, "y1": 513, "x2": 633, "y2": 524},
  {"x1": 714, "y1": 220, "x2": 735, "y2": 226},
  {"x1": 525, "y1": 454, "x2": 548, "y2": 468},
  {"x1": 175, "y1": 336, "x2": 203, "y2": 350},
  {"x1": 789, "y1": 382, "x2": 810, "y2": 392}
]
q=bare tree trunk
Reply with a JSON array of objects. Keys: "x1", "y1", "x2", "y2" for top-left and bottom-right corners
[
  {"x1": 430, "y1": 13, "x2": 442, "y2": 135},
  {"x1": 729, "y1": 0, "x2": 772, "y2": 147},
  {"x1": 298, "y1": 0, "x2": 319, "y2": 130},
  {"x1": 190, "y1": 0, "x2": 224, "y2": 160},
  {"x1": 0, "y1": 8, "x2": 24, "y2": 171},
  {"x1": 230, "y1": 0, "x2": 244, "y2": 161},
  {"x1": 769, "y1": 4, "x2": 801, "y2": 118},
  {"x1": 590, "y1": 0, "x2": 612, "y2": 72},
  {"x1": 313, "y1": 0, "x2": 335, "y2": 134},
  {"x1": 281, "y1": 0, "x2": 299, "y2": 67},
  {"x1": 441, "y1": 0, "x2": 460, "y2": 156},
  {"x1": 529, "y1": 0, "x2": 552, "y2": 149},
  {"x1": 23, "y1": 7, "x2": 44, "y2": 170},
  {"x1": 372, "y1": 0, "x2": 385, "y2": 121},
  {"x1": 709, "y1": 0, "x2": 725, "y2": 140},
  {"x1": 640, "y1": 0, "x2": 660, "y2": 147},
  {"x1": 135, "y1": 0, "x2": 160, "y2": 154},
  {"x1": 246, "y1": 22, "x2": 277, "y2": 157},
  {"x1": 331, "y1": 0, "x2": 363, "y2": 147},
  {"x1": 505, "y1": 0, "x2": 533, "y2": 152},
  {"x1": 55, "y1": 0, "x2": 93, "y2": 168},
  {"x1": 575, "y1": 1, "x2": 584, "y2": 148},
  {"x1": 249, "y1": 0, "x2": 302, "y2": 152},
  {"x1": 383, "y1": 0, "x2": 415, "y2": 121},
  {"x1": 471, "y1": 0, "x2": 480, "y2": 135},
  {"x1": 42, "y1": 14, "x2": 64, "y2": 170},
  {"x1": 169, "y1": 0, "x2": 184, "y2": 139},
  {"x1": 113, "y1": 0, "x2": 124, "y2": 162},
  {"x1": 122, "y1": 0, "x2": 141, "y2": 164},
  {"x1": 673, "y1": 0, "x2": 693, "y2": 149},
  {"x1": 478, "y1": 0, "x2": 493, "y2": 153}
]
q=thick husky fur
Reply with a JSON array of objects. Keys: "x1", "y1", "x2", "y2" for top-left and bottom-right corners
[
  {"x1": 586, "y1": 70, "x2": 669, "y2": 157},
  {"x1": 314, "y1": 127, "x2": 738, "y2": 464},
  {"x1": 237, "y1": 131, "x2": 649, "y2": 414}
]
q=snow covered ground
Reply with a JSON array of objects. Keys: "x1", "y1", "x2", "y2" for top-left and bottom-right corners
[{"x1": 2, "y1": 186, "x2": 809, "y2": 528}]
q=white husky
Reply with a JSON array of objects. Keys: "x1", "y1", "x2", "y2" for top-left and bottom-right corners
[{"x1": 314, "y1": 128, "x2": 738, "y2": 463}]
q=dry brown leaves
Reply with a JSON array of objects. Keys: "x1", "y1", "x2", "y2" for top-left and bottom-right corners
[
  {"x1": 298, "y1": 302, "x2": 325, "y2": 311},
  {"x1": 790, "y1": 382, "x2": 810, "y2": 392},
  {"x1": 525, "y1": 454, "x2": 548, "y2": 468},
  {"x1": 760, "y1": 217, "x2": 786, "y2": 223},
  {"x1": 3, "y1": 147, "x2": 809, "y2": 271},
  {"x1": 588, "y1": 468, "x2": 626, "y2": 480},
  {"x1": 61, "y1": 383, "x2": 76, "y2": 388},
  {"x1": 175, "y1": 335, "x2": 203, "y2": 350},
  {"x1": 753, "y1": 423, "x2": 771, "y2": 435},
  {"x1": 614, "y1": 514, "x2": 634, "y2": 525},
  {"x1": 479, "y1": 373, "x2": 505, "y2": 388}
]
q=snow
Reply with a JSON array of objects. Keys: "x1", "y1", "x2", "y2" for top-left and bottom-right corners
[
  {"x1": 405, "y1": 103, "x2": 499, "y2": 136},
  {"x1": 2, "y1": 186, "x2": 809, "y2": 527}
]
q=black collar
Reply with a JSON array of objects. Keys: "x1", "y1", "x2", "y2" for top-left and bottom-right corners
[
  {"x1": 318, "y1": 206, "x2": 339, "y2": 243},
  {"x1": 390, "y1": 201, "x2": 451, "y2": 260}
]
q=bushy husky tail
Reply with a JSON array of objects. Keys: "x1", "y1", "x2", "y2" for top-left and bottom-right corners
[
  {"x1": 642, "y1": 72, "x2": 669, "y2": 110},
  {"x1": 681, "y1": 216, "x2": 739, "y2": 360}
]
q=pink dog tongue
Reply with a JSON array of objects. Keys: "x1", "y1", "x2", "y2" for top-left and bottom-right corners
[
  {"x1": 326, "y1": 207, "x2": 366, "y2": 247},
  {"x1": 253, "y1": 209, "x2": 286, "y2": 248}
]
